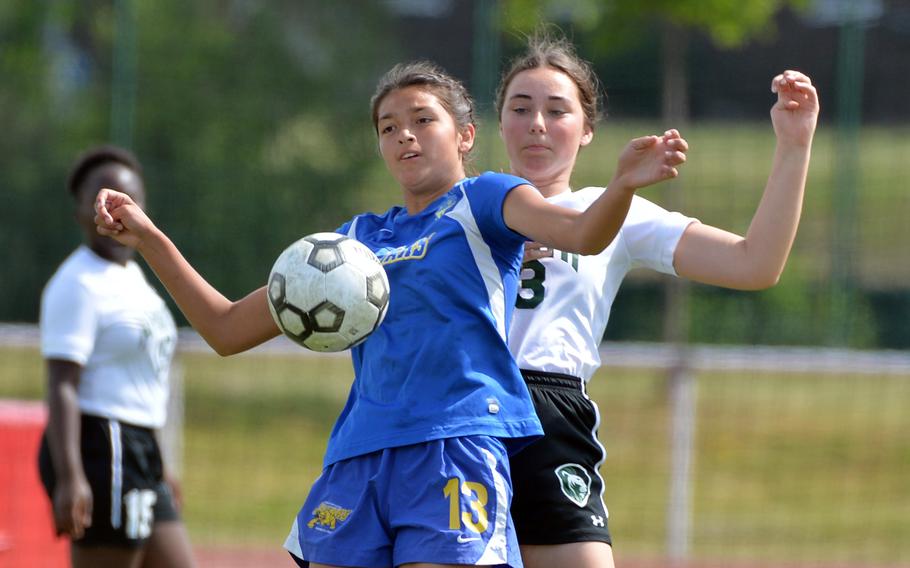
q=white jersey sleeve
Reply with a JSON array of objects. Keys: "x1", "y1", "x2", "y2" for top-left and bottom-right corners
[
  {"x1": 41, "y1": 268, "x2": 98, "y2": 365},
  {"x1": 620, "y1": 192, "x2": 697, "y2": 275},
  {"x1": 508, "y1": 188, "x2": 697, "y2": 382}
]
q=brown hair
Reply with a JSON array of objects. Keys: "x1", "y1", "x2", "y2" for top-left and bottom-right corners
[
  {"x1": 370, "y1": 60, "x2": 476, "y2": 160},
  {"x1": 67, "y1": 144, "x2": 142, "y2": 197},
  {"x1": 495, "y1": 30, "x2": 604, "y2": 131}
]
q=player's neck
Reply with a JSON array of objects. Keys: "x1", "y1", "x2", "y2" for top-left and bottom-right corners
[
  {"x1": 512, "y1": 163, "x2": 573, "y2": 198},
  {"x1": 527, "y1": 175, "x2": 571, "y2": 199},
  {"x1": 88, "y1": 242, "x2": 133, "y2": 266},
  {"x1": 401, "y1": 173, "x2": 463, "y2": 215}
]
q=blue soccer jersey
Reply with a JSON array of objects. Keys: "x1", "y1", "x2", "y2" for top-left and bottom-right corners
[{"x1": 325, "y1": 172, "x2": 543, "y2": 466}]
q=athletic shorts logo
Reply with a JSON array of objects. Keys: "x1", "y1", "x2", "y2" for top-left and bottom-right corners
[
  {"x1": 554, "y1": 463, "x2": 592, "y2": 508},
  {"x1": 457, "y1": 535, "x2": 481, "y2": 543},
  {"x1": 307, "y1": 501, "x2": 352, "y2": 531}
]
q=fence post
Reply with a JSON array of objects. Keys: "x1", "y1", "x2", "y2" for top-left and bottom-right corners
[
  {"x1": 667, "y1": 347, "x2": 697, "y2": 562},
  {"x1": 830, "y1": 4, "x2": 869, "y2": 346},
  {"x1": 111, "y1": 0, "x2": 137, "y2": 148},
  {"x1": 161, "y1": 361, "x2": 184, "y2": 478}
]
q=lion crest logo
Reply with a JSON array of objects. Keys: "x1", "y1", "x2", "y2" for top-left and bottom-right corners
[
  {"x1": 555, "y1": 464, "x2": 592, "y2": 508},
  {"x1": 307, "y1": 502, "x2": 351, "y2": 531}
]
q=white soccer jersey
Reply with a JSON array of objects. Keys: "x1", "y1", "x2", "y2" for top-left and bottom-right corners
[
  {"x1": 509, "y1": 187, "x2": 696, "y2": 382},
  {"x1": 40, "y1": 246, "x2": 177, "y2": 428}
]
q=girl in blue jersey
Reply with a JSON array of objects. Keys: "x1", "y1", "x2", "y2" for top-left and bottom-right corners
[
  {"x1": 496, "y1": 33, "x2": 818, "y2": 568},
  {"x1": 93, "y1": 60, "x2": 686, "y2": 568}
]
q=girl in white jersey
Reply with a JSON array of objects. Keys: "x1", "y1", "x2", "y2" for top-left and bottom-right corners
[
  {"x1": 39, "y1": 146, "x2": 196, "y2": 568},
  {"x1": 93, "y1": 61, "x2": 686, "y2": 568},
  {"x1": 496, "y1": 33, "x2": 818, "y2": 568}
]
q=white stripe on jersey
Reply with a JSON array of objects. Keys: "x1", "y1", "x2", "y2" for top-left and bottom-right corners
[
  {"x1": 345, "y1": 218, "x2": 359, "y2": 239},
  {"x1": 446, "y1": 186, "x2": 508, "y2": 341}
]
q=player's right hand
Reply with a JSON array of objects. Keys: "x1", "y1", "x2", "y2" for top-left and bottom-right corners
[
  {"x1": 609, "y1": 129, "x2": 688, "y2": 193},
  {"x1": 94, "y1": 187, "x2": 154, "y2": 249},
  {"x1": 53, "y1": 476, "x2": 93, "y2": 539}
]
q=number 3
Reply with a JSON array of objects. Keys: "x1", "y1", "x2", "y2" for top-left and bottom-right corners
[
  {"x1": 516, "y1": 260, "x2": 545, "y2": 309},
  {"x1": 517, "y1": 253, "x2": 579, "y2": 309}
]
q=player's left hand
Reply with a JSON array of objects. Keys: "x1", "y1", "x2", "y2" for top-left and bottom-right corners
[
  {"x1": 770, "y1": 70, "x2": 819, "y2": 147},
  {"x1": 609, "y1": 129, "x2": 688, "y2": 193}
]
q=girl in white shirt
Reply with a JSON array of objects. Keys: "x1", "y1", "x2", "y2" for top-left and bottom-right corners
[
  {"x1": 497, "y1": 32, "x2": 818, "y2": 568},
  {"x1": 39, "y1": 145, "x2": 196, "y2": 568}
]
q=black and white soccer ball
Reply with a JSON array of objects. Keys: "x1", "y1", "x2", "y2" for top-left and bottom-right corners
[{"x1": 267, "y1": 233, "x2": 390, "y2": 352}]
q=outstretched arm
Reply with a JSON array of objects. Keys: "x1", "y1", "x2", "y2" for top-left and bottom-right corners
[
  {"x1": 95, "y1": 190, "x2": 280, "y2": 355},
  {"x1": 505, "y1": 130, "x2": 688, "y2": 254},
  {"x1": 674, "y1": 70, "x2": 819, "y2": 290}
]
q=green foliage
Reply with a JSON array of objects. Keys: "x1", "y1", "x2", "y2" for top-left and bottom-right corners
[
  {"x1": 130, "y1": 1, "x2": 398, "y2": 303},
  {"x1": 0, "y1": 7, "x2": 93, "y2": 321},
  {"x1": 0, "y1": 1, "x2": 399, "y2": 322},
  {"x1": 501, "y1": 0, "x2": 811, "y2": 50},
  {"x1": 687, "y1": 282, "x2": 878, "y2": 348}
]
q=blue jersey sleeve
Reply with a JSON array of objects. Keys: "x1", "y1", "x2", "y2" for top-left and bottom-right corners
[{"x1": 463, "y1": 171, "x2": 530, "y2": 246}]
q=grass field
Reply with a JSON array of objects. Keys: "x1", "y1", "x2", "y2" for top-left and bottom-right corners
[{"x1": 3, "y1": 343, "x2": 908, "y2": 566}]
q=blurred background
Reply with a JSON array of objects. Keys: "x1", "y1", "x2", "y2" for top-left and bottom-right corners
[{"x1": 1, "y1": 0, "x2": 908, "y2": 566}]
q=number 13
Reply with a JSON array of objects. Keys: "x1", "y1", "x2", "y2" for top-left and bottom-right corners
[{"x1": 443, "y1": 477, "x2": 488, "y2": 533}]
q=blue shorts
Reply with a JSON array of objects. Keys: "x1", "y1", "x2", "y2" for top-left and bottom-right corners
[{"x1": 284, "y1": 435, "x2": 522, "y2": 568}]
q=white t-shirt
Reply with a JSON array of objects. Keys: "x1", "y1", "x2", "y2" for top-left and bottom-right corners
[
  {"x1": 40, "y1": 246, "x2": 177, "y2": 428},
  {"x1": 509, "y1": 187, "x2": 696, "y2": 382}
]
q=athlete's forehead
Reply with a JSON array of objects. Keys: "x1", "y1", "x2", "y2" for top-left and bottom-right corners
[
  {"x1": 377, "y1": 86, "x2": 446, "y2": 121},
  {"x1": 507, "y1": 92, "x2": 572, "y2": 104},
  {"x1": 505, "y1": 67, "x2": 580, "y2": 103}
]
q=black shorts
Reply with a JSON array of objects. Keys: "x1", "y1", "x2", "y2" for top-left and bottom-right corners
[
  {"x1": 38, "y1": 414, "x2": 179, "y2": 548},
  {"x1": 510, "y1": 370, "x2": 611, "y2": 546}
]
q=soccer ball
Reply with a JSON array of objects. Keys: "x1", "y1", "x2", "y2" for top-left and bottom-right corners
[{"x1": 267, "y1": 233, "x2": 390, "y2": 352}]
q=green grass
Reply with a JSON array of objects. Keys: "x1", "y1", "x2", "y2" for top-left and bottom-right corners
[{"x1": 3, "y1": 345, "x2": 909, "y2": 565}]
